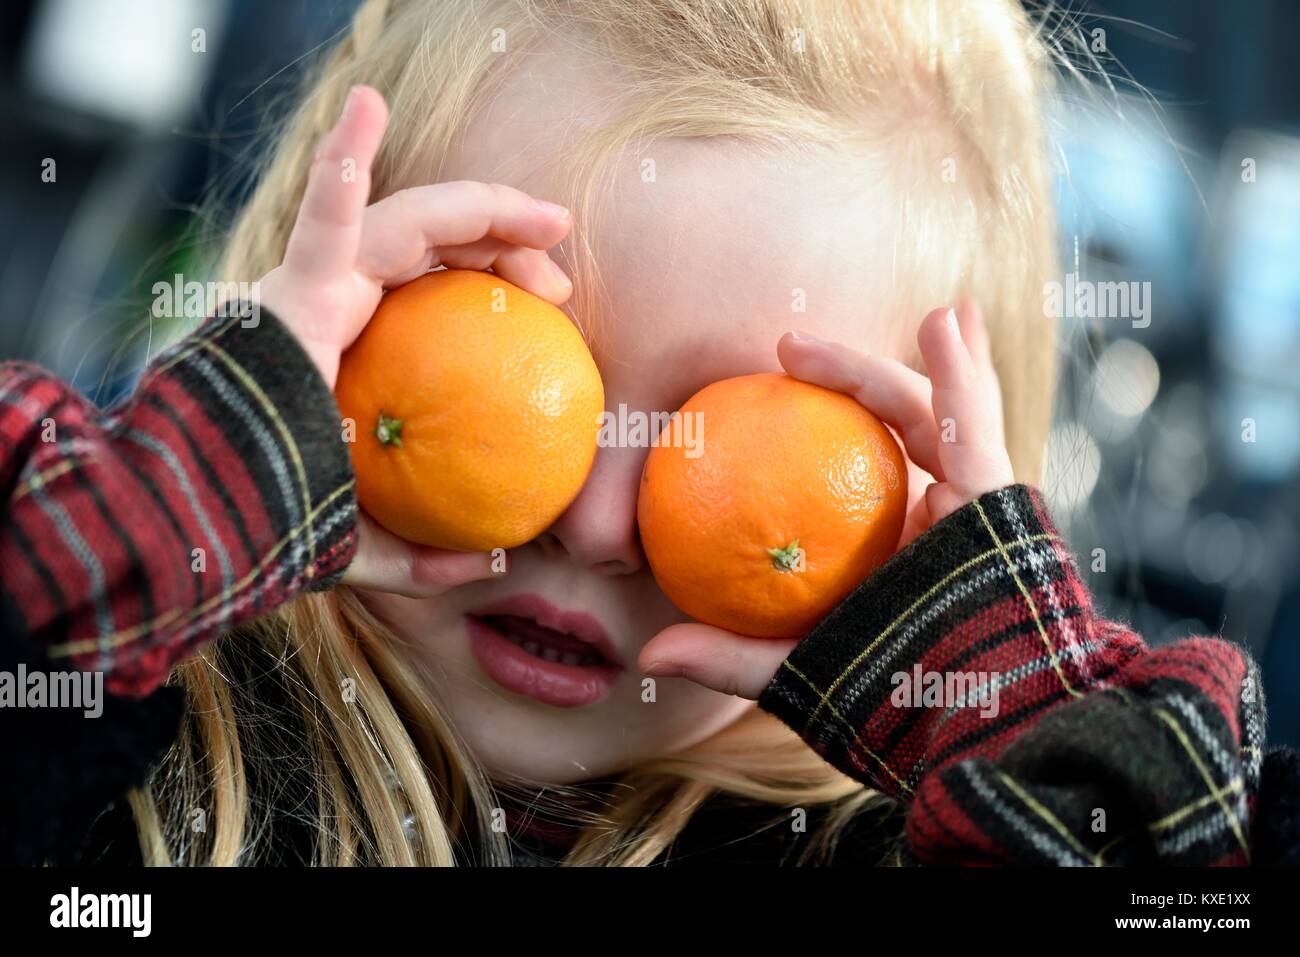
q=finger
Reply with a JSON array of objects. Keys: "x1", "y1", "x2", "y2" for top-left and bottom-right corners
[
  {"x1": 777, "y1": 332, "x2": 945, "y2": 481},
  {"x1": 917, "y1": 308, "x2": 1014, "y2": 496},
  {"x1": 283, "y1": 85, "x2": 389, "y2": 280},
  {"x1": 343, "y1": 514, "x2": 503, "y2": 598},
  {"x1": 375, "y1": 240, "x2": 573, "y2": 304},
  {"x1": 924, "y1": 482, "x2": 971, "y2": 525},
  {"x1": 444, "y1": 242, "x2": 573, "y2": 304},
  {"x1": 356, "y1": 181, "x2": 571, "y2": 287},
  {"x1": 956, "y1": 298, "x2": 1007, "y2": 448},
  {"x1": 639, "y1": 623, "x2": 798, "y2": 700},
  {"x1": 954, "y1": 298, "x2": 993, "y2": 370},
  {"x1": 916, "y1": 307, "x2": 978, "y2": 391}
]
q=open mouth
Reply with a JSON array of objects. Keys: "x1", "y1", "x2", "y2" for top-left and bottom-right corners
[
  {"x1": 475, "y1": 614, "x2": 610, "y2": 667},
  {"x1": 464, "y1": 594, "x2": 623, "y2": 708}
]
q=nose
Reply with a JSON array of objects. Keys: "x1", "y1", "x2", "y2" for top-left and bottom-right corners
[{"x1": 545, "y1": 443, "x2": 647, "y2": 576}]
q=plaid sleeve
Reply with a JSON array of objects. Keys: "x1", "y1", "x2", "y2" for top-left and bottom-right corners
[
  {"x1": 0, "y1": 306, "x2": 358, "y2": 699},
  {"x1": 758, "y1": 484, "x2": 1264, "y2": 865}
]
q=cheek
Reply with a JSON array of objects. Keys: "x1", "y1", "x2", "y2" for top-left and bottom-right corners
[
  {"x1": 619, "y1": 679, "x2": 756, "y2": 754},
  {"x1": 351, "y1": 587, "x2": 476, "y2": 647}
]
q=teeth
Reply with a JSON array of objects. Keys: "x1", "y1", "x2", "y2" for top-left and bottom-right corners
[{"x1": 489, "y1": 620, "x2": 606, "y2": 667}]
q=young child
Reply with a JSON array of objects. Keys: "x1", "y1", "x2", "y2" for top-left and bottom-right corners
[{"x1": 1, "y1": 0, "x2": 1288, "y2": 866}]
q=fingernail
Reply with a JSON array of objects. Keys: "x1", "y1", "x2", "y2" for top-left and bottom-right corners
[
  {"x1": 945, "y1": 308, "x2": 962, "y2": 342},
  {"x1": 788, "y1": 330, "x2": 827, "y2": 344},
  {"x1": 642, "y1": 661, "x2": 683, "y2": 678},
  {"x1": 341, "y1": 85, "x2": 362, "y2": 122},
  {"x1": 534, "y1": 198, "x2": 570, "y2": 220},
  {"x1": 547, "y1": 257, "x2": 573, "y2": 288}
]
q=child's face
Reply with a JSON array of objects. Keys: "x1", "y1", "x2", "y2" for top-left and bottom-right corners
[{"x1": 356, "y1": 66, "x2": 929, "y2": 785}]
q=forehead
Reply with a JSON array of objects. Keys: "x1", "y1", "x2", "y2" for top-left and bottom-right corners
[
  {"x1": 441, "y1": 46, "x2": 906, "y2": 383},
  {"x1": 576, "y1": 139, "x2": 898, "y2": 367}
]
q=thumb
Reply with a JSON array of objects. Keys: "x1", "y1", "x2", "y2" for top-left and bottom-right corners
[{"x1": 639, "y1": 623, "x2": 798, "y2": 700}]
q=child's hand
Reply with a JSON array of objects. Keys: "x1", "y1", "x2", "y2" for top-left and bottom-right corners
[
  {"x1": 258, "y1": 85, "x2": 574, "y2": 391},
  {"x1": 638, "y1": 302, "x2": 1015, "y2": 697},
  {"x1": 780, "y1": 300, "x2": 1014, "y2": 546},
  {"x1": 257, "y1": 85, "x2": 574, "y2": 597}
]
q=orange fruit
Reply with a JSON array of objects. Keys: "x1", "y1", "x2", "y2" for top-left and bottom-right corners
[
  {"x1": 334, "y1": 269, "x2": 604, "y2": 551},
  {"x1": 637, "y1": 373, "x2": 907, "y2": 638}
]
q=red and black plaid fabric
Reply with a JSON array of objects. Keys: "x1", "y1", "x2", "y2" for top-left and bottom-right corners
[
  {"x1": 759, "y1": 484, "x2": 1263, "y2": 865},
  {"x1": 1, "y1": 307, "x2": 359, "y2": 864},
  {"x1": 0, "y1": 309, "x2": 358, "y2": 699}
]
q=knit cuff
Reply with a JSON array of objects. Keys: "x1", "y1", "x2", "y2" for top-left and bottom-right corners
[
  {"x1": 145, "y1": 305, "x2": 358, "y2": 593},
  {"x1": 70, "y1": 304, "x2": 357, "y2": 696},
  {"x1": 757, "y1": 484, "x2": 1120, "y2": 799}
]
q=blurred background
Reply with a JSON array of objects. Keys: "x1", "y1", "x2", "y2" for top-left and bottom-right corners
[{"x1": 0, "y1": 1, "x2": 1296, "y2": 744}]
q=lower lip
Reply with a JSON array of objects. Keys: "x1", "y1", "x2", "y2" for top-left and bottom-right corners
[{"x1": 465, "y1": 616, "x2": 623, "y2": 709}]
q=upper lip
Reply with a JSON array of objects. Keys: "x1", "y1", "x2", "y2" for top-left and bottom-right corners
[{"x1": 467, "y1": 593, "x2": 623, "y2": 668}]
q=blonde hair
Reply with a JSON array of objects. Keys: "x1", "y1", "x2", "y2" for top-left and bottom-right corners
[{"x1": 132, "y1": 0, "x2": 1062, "y2": 865}]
